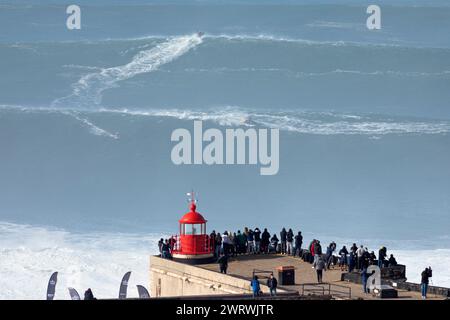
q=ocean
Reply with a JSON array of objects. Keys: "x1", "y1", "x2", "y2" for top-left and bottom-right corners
[{"x1": 0, "y1": 0, "x2": 450, "y2": 299}]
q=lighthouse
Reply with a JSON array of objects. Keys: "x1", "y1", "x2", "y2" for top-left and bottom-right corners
[{"x1": 171, "y1": 192, "x2": 214, "y2": 264}]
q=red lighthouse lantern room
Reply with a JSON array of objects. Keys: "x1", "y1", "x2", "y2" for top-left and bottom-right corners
[{"x1": 171, "y1": 192, "x2": 214, "y2": 264}]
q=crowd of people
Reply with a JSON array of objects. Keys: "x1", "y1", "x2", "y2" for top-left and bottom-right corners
[
  {"x1": 207, "y1": 228, "x2": 303, "y2": 257},
  {"x1": 158, "y1": 237, "x2": 176, "y2": 260},
  {"x1": 207, "y1": 229, "x2": 399, "y2": 275},
  {"x1": 157, "y1": 226, "x2": 434, "y2": 299}
]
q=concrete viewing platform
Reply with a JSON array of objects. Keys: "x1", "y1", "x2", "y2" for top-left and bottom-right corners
[
  {"x1": 200, "y1": 254, "x2": 445, "y2": 300},
  {"x1": 150, "y1": 254, "x2": 447, "y2": 300}
]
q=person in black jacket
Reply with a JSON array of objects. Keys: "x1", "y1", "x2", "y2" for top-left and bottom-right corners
[
  {"x1": 161, "y1": 239, "x2": 172, "y2": 259},
  {"x1": 280, "y1": 228, "x2": 287, "y2": 254},
  {"x1": 361, "y1": 249, "x2": 370, "y2": 270},
  {"x1": 158, "y1": 238, "x2": 164, "y2": 257},
  {"x1": 286, "y1": 229, "x2": 294, "y2": 255},
  {"x1": 369, "y1": 251, "x2": 377, "y2": 265},
  {"x1": 261, "y1": 228, "x2": 271, "y2": 254},
  {"x1": 339, "y1": 246, "x2": 348, "y2": 270},
  {"x1": 210, "y1": 230, "x2": 217, "y2": 254},
  {"x1": 267, "y1": 273, "x2": 278, "y2": 296},
  {"x1": 388, "y1": 254, "x2": 397, "y2": 267},
  {"x1": 294, "y1": 231, "x2": 303, "y2": 257},
  {"x1": 325, "y1": 242, "x2": 337, "y2": 269},
  {"x1": 270, "y1": 234, "x2": 279, "y2": 253},
  {"x1": 215, "y1": 233, "x2": 222, "y2": 257},
  {"x1": 232, "y1": 232, "x2": 238, "y2": 257},
  {"x1": 378, "y1": 247, "x2": 387, "y2": 268},
  {"x1": 421, "y1": 267, "x2": 432, "y2": 299},
  {"x1": 218, "y1": 254, "x2": 229, "y2": 274},
  {"x1": 348, "y1": 251, "x2": 356, "y2": 272},
  {"x1": 315, "y1": 240, "x2": 322, "y2": 255}
]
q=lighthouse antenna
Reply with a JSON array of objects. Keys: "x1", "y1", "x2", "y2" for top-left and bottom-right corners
[
  {"x1": 193, "y1": 190, "x2": 198, "y2": 204},
  {"x1": 186, "y1": 190, "x2": 196, "y2": 204}
]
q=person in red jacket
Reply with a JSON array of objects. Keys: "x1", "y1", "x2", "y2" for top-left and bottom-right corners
[{"x1": 310, "y1": 240, "x2": 316, "y2": 257}]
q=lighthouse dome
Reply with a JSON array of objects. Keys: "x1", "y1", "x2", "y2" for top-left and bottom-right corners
[{"x1": 179, "y1": 203, "x2": 207, "y2": 224}]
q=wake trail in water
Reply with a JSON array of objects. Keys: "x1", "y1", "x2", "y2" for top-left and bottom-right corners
[
  {"x1": 52, "y1": 34, "x2": 203, "y2": 109},
  {"x1": 62, "y1": 111, "x2": 119, "y2": 140},
  {"x1": 182, "y1": 67, "x2": 450, "y2": 78}
]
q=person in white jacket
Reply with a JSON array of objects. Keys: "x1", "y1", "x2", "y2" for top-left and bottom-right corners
[{"x1": 356, "y1": 245, "x2": 365, "y2": 270}]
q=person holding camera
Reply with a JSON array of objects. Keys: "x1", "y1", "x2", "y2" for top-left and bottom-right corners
[{"x1": 421, "y1": 267, "x2": 433, "y2": 299}]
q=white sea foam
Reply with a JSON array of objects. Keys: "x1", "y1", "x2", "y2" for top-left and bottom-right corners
[
  {"x1": 0, "y1": 105, "x2": 119, "y2": 140},
  {"x1": 62, "y1": 111, "x2": 120, "y2": 140},
  {"x1": 391, "y1": 249, "x2": 450, "y2": 287},
  {"x1": 52, "y1": 34, "x2": 203, "y2": 108},
  {"x1": 2, "y1": 104, "x2": 450, "y2": 137},
  {"x1": 5, "y1": 43, "x2": 39, "y2": 53},
  {"x1": 101, "y1": 107, "x2": 450, "y2": 136},
  {"x1": 46, "y1": 33, "x2": 349, "y2": 47},
  {"x1": 0, "y1": 222, "x2": 166, "y2": 300},
  {"x1": 306, "y1": 20, "x2": 362, "y2": 30},
  {"x1": 7, "y1": 32, "x2": 446, "y2": 50},
  {"x1": 181, "y1": 67, "x2": 450, "y2": 78},
  {"x1": 329, "y1": 69, "x2": 450, "y2": 77},
  {"x1": 206, "y1": 33, "x2": 349, "y2": 46},
  {"x1": 62, "y1": 64, "x2": 103, "y2": 71},
  {"x1": 202, "y1": 33, "x2": 411, "y2": 48}
]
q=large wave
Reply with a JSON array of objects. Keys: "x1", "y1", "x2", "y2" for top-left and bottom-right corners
[
  {"x1": 51, "y1": 34, "x2": 203, "y2": 108},
  {"x1": 120, "y1": 33, "x2": 412, "y2": 48},
  {"x1": 22, "y1": 32, "x2": 449, "y2": 49},
  {"x1": 0, "y1": 221, "x2": 165, "y2": 300}
]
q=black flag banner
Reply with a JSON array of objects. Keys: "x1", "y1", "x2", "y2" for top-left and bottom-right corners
[
  {"x1": 136, "y1": 285, "x2": 150, "y2": 299},
  {"x1": 46, "y1": 272, "x2": 58, "y2": 300},
  {"x1": 118, "y1": 271, "x2": 131, "y2": 299},
  {"x1": 68, "y1": 288, "x2": 81, "y2": 300}
]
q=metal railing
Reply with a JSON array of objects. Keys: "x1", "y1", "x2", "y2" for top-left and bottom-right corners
[
  {"x1": 170, "y1": 234, "x2": 213, "y2": 255},
  {"x1": 300, "y1": 283, "x2": 352, "y2": 300}
]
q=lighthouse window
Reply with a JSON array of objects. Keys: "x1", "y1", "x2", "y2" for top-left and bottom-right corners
[{"x1": 184, "y1": 223, "x2": 203, "y2": 235}]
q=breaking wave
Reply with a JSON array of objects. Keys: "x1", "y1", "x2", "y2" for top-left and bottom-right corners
[
  {"x1": 51, "y1": 32, "x2": 432, "y2": 49},
  {"x1": 52, "y1": 34, "x2": 203, "y2": 108},
  {"x1": 0, "y1": 221, "x2": 165, "y2": 300}
]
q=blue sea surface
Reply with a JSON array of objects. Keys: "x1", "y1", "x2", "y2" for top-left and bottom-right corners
[{"x1": 0, "y1": 0, "x2": 450, "y2": 294}]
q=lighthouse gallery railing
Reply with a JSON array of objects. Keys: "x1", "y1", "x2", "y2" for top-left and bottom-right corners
[{"x1": 171, "y1": 234, "x2": 213, "y2": 255}]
